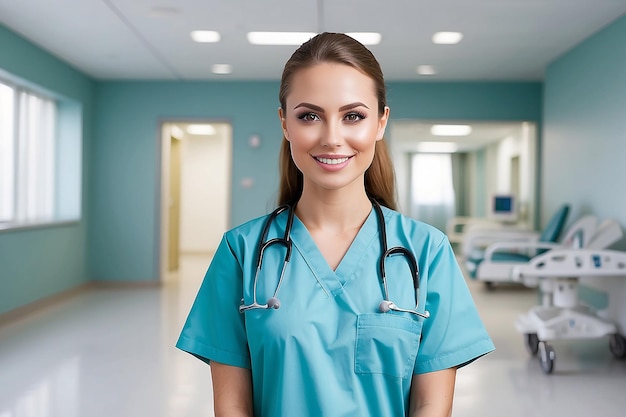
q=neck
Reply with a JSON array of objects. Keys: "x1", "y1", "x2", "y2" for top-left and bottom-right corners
[{"x1": 295, "y1": 189, "x2": 372, "y2": 232}]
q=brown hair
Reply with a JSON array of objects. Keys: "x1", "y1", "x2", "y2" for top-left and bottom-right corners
[{"x1": 277, "y1": 32, "x2": 397, "y2": 210}]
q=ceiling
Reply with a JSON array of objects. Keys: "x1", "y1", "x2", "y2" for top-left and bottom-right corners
[
  {"x1": 389, "y1": 120, "x2": 530, "y2": 153},
  {"x1": 1, "y1": 1, "x2": 623, "y2": 152},
  {"x1": 1, "y1": 0, "x2": 625, "y2": 81}
]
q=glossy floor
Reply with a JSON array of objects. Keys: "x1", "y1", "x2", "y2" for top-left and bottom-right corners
[{"x1": 1, "y1": 254, "x2": 625, "y2": 417}]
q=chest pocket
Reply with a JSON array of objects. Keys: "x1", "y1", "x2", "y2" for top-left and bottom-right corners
[{"x1": 355, "y1": 313, "x2": 422, "y2": 379}]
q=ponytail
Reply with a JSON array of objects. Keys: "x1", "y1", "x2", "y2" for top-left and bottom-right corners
[{"x1": 365, "y1": 140, "x2": 397, "y2": 210}]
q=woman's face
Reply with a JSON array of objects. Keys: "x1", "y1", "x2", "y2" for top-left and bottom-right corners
[{"x1": 279, "y1": 62, "x2": 389, "y2": 196}]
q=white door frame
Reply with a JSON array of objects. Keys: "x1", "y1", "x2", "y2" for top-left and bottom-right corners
[{"x1": 156, "y1": 120, "x2": 232, "y2": 281}]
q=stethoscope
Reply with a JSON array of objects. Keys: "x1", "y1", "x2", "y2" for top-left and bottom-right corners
[{"x1": 239, "y1": 200, "x2": 430, "y2": 319}]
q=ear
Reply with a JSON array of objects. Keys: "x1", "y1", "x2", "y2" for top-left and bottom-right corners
[
  {"x1": 278, "y1": 107, "x2": 289, "y2": 141},
  {"x1": 376, "y1": 106, "x2": 390, "y2": 141}
]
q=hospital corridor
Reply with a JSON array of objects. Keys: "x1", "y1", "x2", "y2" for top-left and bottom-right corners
[
  {"x1": 0, "y1": 253, "x2": 625, "y2": 417},
  {"x1": 3, "y1": 1, "x2": 626, "y2": 416}
]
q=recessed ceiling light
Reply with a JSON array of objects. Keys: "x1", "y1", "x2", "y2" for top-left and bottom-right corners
[
  {"x1": 191, "y1": 30, "x2": 221, "y2": 43},
  {"x1": 417, "y1": 142, "x2": 459, "y2": 153},
  {"x1": 187, "y1": 124, "x2": 216, "y2": 135},
  {"x1": 247, "y1": 31, "x2": 316, "y2": 45},
  {"x1": 430, "y1": 124, "x2": 472, "y2": 136},
  {"x1": 212, "y1": 64, "x2": 232, "y2": 75},
  {"x1": 346, "y1": 32, "x2": 382, "y2": 45},
  {"x1": 417, "y1": 65, "x2": 437, "y2": 75},
  {"x1": 432, "y1": 32, "x2": 463, "y2": 45}
]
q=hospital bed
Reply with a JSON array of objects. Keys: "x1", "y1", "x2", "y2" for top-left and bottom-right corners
[
  {"x1": 472, "y1": 212, "x2": 590, "y2": 291},
  {"x1": 460, "y1": 204, "x2": 570, "y2": 284},
  {"x1": 511, "y1": 219, "x2": 625, "y2": 374},
  {"x1": 446, "y1": 216, "x2": 528, "y2": 247}
]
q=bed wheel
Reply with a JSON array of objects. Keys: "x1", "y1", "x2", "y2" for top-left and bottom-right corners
[
  {"x1": 538, "y1": 341, "x2": 555, "y2": 374},
  {"x1": 609, "y1": 334, "x2": 626, "y2": 359},
  {"x1": 525, "y1": 333, "x2": 539, "y2": 356}
]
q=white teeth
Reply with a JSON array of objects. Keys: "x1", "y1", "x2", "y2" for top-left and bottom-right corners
[{"x1": 316, "y1": 157, "x2": 349, "y2": 165}]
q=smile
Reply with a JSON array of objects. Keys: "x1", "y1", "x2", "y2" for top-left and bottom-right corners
[{"x1": 314, "y1": 156, "x2": 351, "y2": 165}]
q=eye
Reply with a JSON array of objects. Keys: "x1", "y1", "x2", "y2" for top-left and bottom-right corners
[
  {"x1": 297, "y1": 112, "x2": 320, "y2": 122},
  {"x1": 344, "y1": 112, "x2": 366, "y2": 123}
]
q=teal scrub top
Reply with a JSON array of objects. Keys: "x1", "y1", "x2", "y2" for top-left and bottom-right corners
[{"x1": 176, "y1": 206, "x2": 495, "y2": 417}]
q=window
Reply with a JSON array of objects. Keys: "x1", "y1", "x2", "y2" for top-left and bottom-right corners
[
  {"x1": 0, "y1": 83, "x2": 15, "y2": 222},
  {"x1": 410, "y1": 153, "x2": 456, "y2": 232},
  {"x1": 0, "y1": 80, "x2": 58, "y2": 225},
  {"x1": 411, "y1": 153, "x2": 455, "y2": 205}
]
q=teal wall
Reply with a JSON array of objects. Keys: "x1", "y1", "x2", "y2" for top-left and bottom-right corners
[
  {"x1": 0, "y1": 24, "x2": 95, "y2": 316},
  {"x1": 388, "y1": 82, "x2": 542, "y2": 121},
  {"x1": 543, "y1": 14, "x2": 626, "y2": 250},
  {"x1": 90, "y1": 81, "x2": 282, "y2": 281}
]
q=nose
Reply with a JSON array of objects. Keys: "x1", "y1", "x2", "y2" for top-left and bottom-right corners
[{"x1": 320, "y1": 119, "x2": 342, "y2": 147}]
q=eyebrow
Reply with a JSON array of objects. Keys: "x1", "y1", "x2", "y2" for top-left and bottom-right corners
[{"x1": 293, "y1": 102, "x2": 370, "y2": 112}]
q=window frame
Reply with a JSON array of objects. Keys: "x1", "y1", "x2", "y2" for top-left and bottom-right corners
[
  {"x1": 0, "y1": 75, "x2": 81, "y2": 232},
  {"x1": 0, "y1": 80, "x2": 17, "y2": 223}
]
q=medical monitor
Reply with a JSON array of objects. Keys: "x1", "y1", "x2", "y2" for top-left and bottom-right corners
[{"x1": 490, "y1": 194, "x2": 517, "y2": 223}]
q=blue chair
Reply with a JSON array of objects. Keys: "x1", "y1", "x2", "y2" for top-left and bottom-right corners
[{"x1": 464, "y1": 204, "x2": 570, "y2": 283}]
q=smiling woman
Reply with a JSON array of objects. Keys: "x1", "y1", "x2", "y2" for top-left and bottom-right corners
[
  {"x1": 176, "y1": 32, "x2": 494, "y2": 417},
  {"x1": 278, "y1": 62, "x2": 389, "y2": 201}
]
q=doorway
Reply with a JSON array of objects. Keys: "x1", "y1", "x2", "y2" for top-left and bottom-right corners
[
  {"x1": 389, "y1": 120, "x2": 538, "y2": 229},
  {"x1": 159, "y1": 121, "x2": 232, "y2": 281}
]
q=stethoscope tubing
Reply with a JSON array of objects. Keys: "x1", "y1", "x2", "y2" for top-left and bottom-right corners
[
  {"x1": 373, "y1": 201, "x2": 429, "y2": 319},
  {"x1": 239, "y1": 199, "x2": 430, "y2": 319},
  {"x1": 239, "y1": 204, "x2": 294, "y2": 313}
]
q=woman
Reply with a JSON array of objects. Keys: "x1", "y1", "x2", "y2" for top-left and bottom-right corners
[{"x1": 177, "y1": 32, "x2": 494, "y2": 417}]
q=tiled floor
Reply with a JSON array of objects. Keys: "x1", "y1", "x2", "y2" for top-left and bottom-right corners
[{"x1": 1, "y1": 254, "x2": 625, "y2": 417}]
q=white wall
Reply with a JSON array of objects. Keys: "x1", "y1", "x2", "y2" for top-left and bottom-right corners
[
  {"x1": 482, "y1": 124, "x2": 536, "y2": 227},
  {"x1": 179, "y1": 128, "x2": 231, "y2": 253},
  {"x1": 466, "y1": 152, "x2": 478, "y2": 215}
]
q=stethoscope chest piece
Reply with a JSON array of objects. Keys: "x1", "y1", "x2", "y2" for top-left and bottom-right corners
[{"x1": 379, "y1": 300, "x2": 430, "y2": 319}]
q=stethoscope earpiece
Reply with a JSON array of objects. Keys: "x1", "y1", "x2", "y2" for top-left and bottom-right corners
[
  {"x1": 379, "y1": 299, "x2": 430, "y2": 318},
  {"x1": 379, "y1": 300, "x2": 392, "y2": 313},
  {"x1": 267, "y1": 297, "x2": 281, "y2": 309}
]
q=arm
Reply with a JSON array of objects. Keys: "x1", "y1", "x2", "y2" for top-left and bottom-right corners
[
  {"x1": 211, "y1": 362, "x2": 254, "y2": 417},
  {"x1": 409, "y1": 368, "x2": 457, "y2": 417}
]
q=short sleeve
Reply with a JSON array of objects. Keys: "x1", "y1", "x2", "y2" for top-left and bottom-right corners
[
  {"x1": 414, "y1": 236, "x2": 495, "y2": 374},
  {"x1": 176, "y1": 234, "x2": 251, "y2": 368}
]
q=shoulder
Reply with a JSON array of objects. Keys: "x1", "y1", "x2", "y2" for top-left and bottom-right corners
[
  {"x1": 380, "y1": 206, "x2": 447, "y2": 247},
  {"x1": 226, "y1": 212, "x2": 272, "y2": 237},
  {"x1": 222, "y1": 209, "x2": 287, "y2": 255},
  {"x1": 224, "y1": 212, "x2": 271, "y2": 245}
]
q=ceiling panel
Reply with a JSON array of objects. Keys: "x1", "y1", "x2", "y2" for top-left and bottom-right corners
[{"x1": 0, "y1": 0, "x2": 625, "y2": 80}]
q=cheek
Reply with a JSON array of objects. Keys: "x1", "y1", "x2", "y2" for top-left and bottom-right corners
[
  {"x1": 347, "y1": 123, "x2": 381, "y2": 148},
  {"x1": 286, "y1": 125, "x2": 314, "y2": 162},
  {"x1": 286, "y1": 121, "x2": 317, "y2": 142}
]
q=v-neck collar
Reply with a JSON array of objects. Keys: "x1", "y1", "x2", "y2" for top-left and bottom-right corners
[{"x1": 276, "y1": 206, "x2": 380, "y2": 295}]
